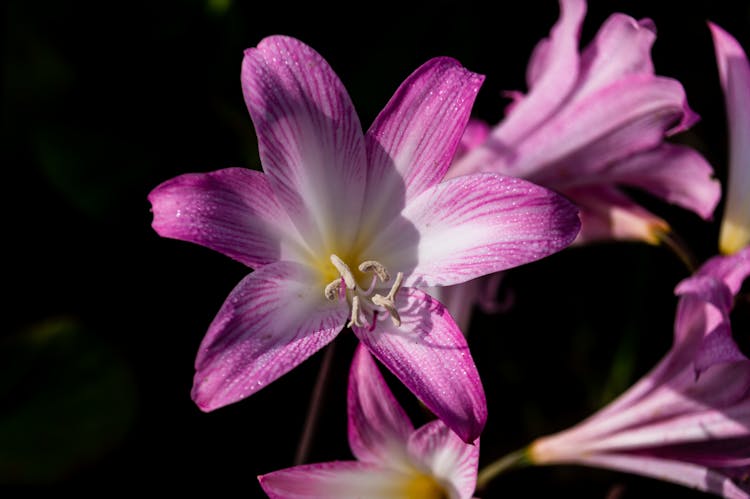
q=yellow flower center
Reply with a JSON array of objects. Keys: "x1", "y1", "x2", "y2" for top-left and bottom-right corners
[{"x1": 401, "y1": 472, "x2": 450, "y2": 499}]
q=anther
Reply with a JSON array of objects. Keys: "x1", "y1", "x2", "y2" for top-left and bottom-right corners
[
  {"x1": 347, "y1": 295, "x2": 363, "y2": 328},
  {"x1": 370, "y1": 272, "x2": 404, "y2": 327},
  {"x1": 359, "y1": 260, "x2": 391, "y2": 283},
  {"x1": 330, "y1": 254, "x2": 357, "y2": 289},
  {"x1": 372, "y1": 294, "x2": 401, "y2": 327},
  {"x1": 324, "y1": 279, "x2": 342, "y2": 301}
]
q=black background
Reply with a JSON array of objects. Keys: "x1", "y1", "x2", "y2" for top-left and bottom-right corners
[{"x1": 3, "y1": 0, "x2": 749, "y2": 496}]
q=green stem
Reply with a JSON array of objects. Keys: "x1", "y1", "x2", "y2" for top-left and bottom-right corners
[{"x1": 475, "y1": 446, "x2": 532, "y2": 491}]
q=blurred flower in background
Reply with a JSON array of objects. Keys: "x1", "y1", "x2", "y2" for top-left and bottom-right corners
[{"x1": 259, "y1": 346, "x2": 480, "y2": 499}]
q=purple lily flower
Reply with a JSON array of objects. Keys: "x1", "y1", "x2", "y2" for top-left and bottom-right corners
[
  {"x1": 258, "y1": 345, "x2": 480, "y2": 498},
  {"x1": 529, "y1": 246, "x2": 750, "y2": 497},
  {"x1": 710, "y1": 22, "x2": 750, "y2": 255},
  {"x1": 447, "y1": 0, "x2": 720, "y2": 244},
  {"x1": 148, "y1": 36, "x2": 580, "y2": 442}
]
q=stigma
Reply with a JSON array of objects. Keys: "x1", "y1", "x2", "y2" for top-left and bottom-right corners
[{"x1": 324, "y1": 254, "x2": 404, "y2": 329}]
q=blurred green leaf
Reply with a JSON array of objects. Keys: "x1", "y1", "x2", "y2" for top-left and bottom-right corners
[
  {"x1": 0, "y1": 317, "x2": 137, "y2": 483},
  {"x1": 598, "y1": 327, "x2": 639, "y2": 407},
  {"x1": 206, "y1": 0, "x2": 232, "y2": 15}
]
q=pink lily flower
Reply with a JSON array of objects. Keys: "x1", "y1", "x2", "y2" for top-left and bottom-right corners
[
  {"x1": 529, "y1": 246, "x2": 750, "y2": 497},
  {"x1": 447, "y1": 0, "x2": 720, "y2": 245},
  {"x1": 148, "y1": 36, "x2": 580, "y2": 441},
  {"x1": 431, "y1": 0, "x2": 722, "y2": 334},
  {"x1": 258, "y1": 345, "x2": 480, "y2": 498},
  {"x1": 710, "y1": 22, "x2": 750, "y2": 255}
]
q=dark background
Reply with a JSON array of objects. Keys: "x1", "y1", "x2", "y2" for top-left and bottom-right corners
[{"x1": 3, "y1": 0, "x2": 748, "y2": 496}]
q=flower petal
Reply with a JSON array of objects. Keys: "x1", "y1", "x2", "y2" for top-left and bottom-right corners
[
  {"x1": 516, "y1": 76, "x2": 695, "y2": 181},
  {"x1": 191, "y1": 261, "x2": 347, "y2": 411},
  {"x1": 690, "y1": 247, "x2": 750, "y2": 296},
  {"x1": 693, "y1": 323, "x2": 747, "y2": 376},
  {"x1": 584, "y1": 143, "x2": 720, "y2": 221},
  {"x1": 148, "y1": 168, "x2": 304, "y2": 269},
  {"x1": 241, "y1": 35, "x2": 367, "y2": 252},
  {"x1": 407, "y1": 420, "x2": 480, "y2": 499},
  {"x1": 501, "y1": 0, "x2": 584, "y2": 143},
  {"x1": 447, "y1": 0, "x2": 585, "y2": 178},
  {"x1": 586, "y1": 396, "x2": 750, "y2": 452},
  {"x1": 594, "y1": 251, "x2": 749, "y2": 419},
  {"x1": 563, "y1": 361, "x2": 750, "y2": 449},
  {"x1": 574, "y1": 14, "x2": 656, "y2": 106},
  {"x1": 347, "y1": 345, "x2": 414, "y2": 466},
  {"x1": 563, "y1": 185, "x2": 669, "y2": 244},
  {"x1": 572, "y1": 454, "x2": 750, "y2": 499},
  {"x1": 367, "y1": 173, "x2": 579, "y2": 288},
  {"x1": 361, "y1": 57, "x2": 484, "y2": 230},
  {"x1": 353, "y1": 288, "x2": 486, "y2": 443},
  {"x1": 258, "y1": 461, "x2": 416, "y2": 499},
  {"x1": 710, "y1": 22, "x2": 750, "y2": 254}
]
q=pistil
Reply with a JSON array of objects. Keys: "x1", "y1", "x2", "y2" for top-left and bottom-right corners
[{"x1": 347, "y1": 295, "x2": 363, "y2": 328}]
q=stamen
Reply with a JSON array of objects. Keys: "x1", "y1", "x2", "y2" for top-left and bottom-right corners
[
  {"x1": 347, "y1": 295, "x2": 363, "y2": 328},
  {"x1": 372, "y1": 294, "x2": 401, "y2": 327},
  {"x1": 330, "y1": 254, "x2": 356, "y2": 289},
  {"x1": 370, "y1": 272, "x2": 404, "y2": 327},
  {"x1": 359, "y1": 260, "x2": 391, "y2": 283},
  {"x1": 324, "y1": 279, "x2": 342, "y2": 301},
  {"x1": 386, "y1": 272, "x2": 404, "y2": 301},
  {"x1": 362, "y1": 275, "x2": 378, "y2": 296}
]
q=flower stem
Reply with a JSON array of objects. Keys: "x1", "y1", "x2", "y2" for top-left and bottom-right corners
[
  {"x1": 294, "y1": 341, "x2": 336, "y2": 465},
  {"x1": 654, "y1": 228, "x2": 698, "y2": 273},
  {"x1": 475, "y1": 446, "x2": 532, "y2": 491}
]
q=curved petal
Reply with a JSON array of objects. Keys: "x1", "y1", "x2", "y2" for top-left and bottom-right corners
[
  {"x1": 353, "y1": 288, "x2": 486, "y2": 443},
  {"x1": 191, "y1": 261, "x2": 347, "y2": 411},
  {"x1": 675, "y1": 278, "x2": 730, "y2": 348},
  {"x1": 448, "y1": 0, "x2": 585, "y2": 178},
  {"x1": 693, "y1": 323, "x2": 747, "y2": 376},
  {"x1": 593, "y1": 143, "x2": 720, "y2": 220},
  {"x1": 515, "y1": 76, "x2": 694, "y2": 181},
  {"x1": 361, "y1": 57, "x2": 484, "y2": 233},
  {"x1": 348, "y1": 345, "x2": 414, "y2": 466},
  {"x1": 586, "y1": 397, "x2": 750, "y2": 452},
  {"x1": 258, "y1": 461, "x2": 416, "y2": 499},
  {"x1": 574, "y1": 14, "x2": 656, "y2": 103},
  {"x1": 407, "y1": 421, "x2": 480, "y2": 499},
  {"x1": 148, "y1": 168, "x2": 305, "y2": 268},
  {"x1": 367, "y1": 173, "x2": 580, "y2": 287},
  {"x1": 503, "y1": 0, "x2": 585, "y2": 143},
  {"x1": 563, "y1": 185, "x2": 669, "y2": 244},
  {"x1": 690, "y1": 247, "x2": 750, "y2": 295},
  {"x1": 711, "y1": 22, "x2": 750, "y2": 254},
  {"x1": 572, "y1": 454, "x2": 750, "y2": 499},
  {"x1": 569, "y1": 361, "x2": 750, "y2": 448},
  {"x1": 241, "y1": 35, "x2": 367, "y2": 253}
]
